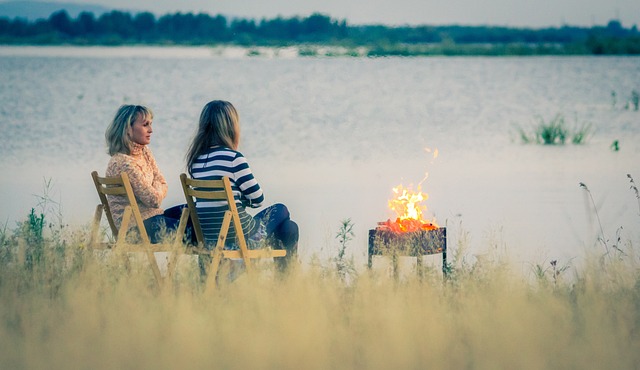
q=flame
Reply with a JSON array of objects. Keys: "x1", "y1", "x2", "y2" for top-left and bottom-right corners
[{"x1": 386, "y1": 184, "x2": 437, "y2": 233}]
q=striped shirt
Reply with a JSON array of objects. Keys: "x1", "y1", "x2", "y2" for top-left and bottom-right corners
[{"x1": 190, "y1": 146, "x2": 264, "y2": 246}]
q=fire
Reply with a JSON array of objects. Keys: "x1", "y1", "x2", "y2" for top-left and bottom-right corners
[{"x1": 386, "y1": 184, "x2": 438, "y2": 233}]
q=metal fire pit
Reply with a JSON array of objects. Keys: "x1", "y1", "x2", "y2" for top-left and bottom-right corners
[{"x1": 368, "y1": 223, "x2": 447, "y2": 275}]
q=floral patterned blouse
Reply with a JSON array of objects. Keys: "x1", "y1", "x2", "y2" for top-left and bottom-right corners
[{"x1": 105, "y1": 143, "x2": 167, "y2": 228}]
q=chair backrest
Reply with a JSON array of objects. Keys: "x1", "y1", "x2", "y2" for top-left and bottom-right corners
[
  {"x1": 179, "y1": 173, "x2": 244, "y2": 249},
  {"x1": 91, "y1": 170, "x2": 150, "y2": 244}
]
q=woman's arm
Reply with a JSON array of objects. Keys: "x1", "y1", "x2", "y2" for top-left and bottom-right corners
[
  {"x1": 146, "y1": 148, "x2": 168, "y2": 199},
  {"x1": 109, "y1": 151, "x2": 166, "y2": 208},
  {"x1": 123, "y1": 161, "x2": 165, "y2": 208},
  {"x1": 232, "y1": 154, "x2": 264, "y2": 208}
]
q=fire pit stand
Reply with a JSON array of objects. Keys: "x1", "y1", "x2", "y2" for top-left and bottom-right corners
[{"x1": 368, "y1": 225, "x2": 447, "y2": 277}]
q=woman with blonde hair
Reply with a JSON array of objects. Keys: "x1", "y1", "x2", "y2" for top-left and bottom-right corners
[
  {"x1": 105, "y1": 104, "x2": 179, "y2": 243},
  {"x1": 185, "y1": 100, "x2": 299, "y2": 270}
]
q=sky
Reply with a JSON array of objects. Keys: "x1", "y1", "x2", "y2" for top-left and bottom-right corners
[{"x1": 39, "y1": 0, "x2": 640, "y2": 28}]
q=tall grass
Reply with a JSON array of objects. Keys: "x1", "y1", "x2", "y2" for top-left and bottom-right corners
[{"x1": 1, "y1": 183, "x2": 640, "y2": 369}]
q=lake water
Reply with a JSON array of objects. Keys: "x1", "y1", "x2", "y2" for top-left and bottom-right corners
[{"x1": 1, "y1": 46, "x2": 639, "y2": 270}]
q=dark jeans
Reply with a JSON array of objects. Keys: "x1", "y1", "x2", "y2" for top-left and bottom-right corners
[
  {"x1": 143, "y1": 205, "x2": 187, "y2": 244},
  {"x1": 253, "y1": 203, "x2": 299, "y2": 269}
]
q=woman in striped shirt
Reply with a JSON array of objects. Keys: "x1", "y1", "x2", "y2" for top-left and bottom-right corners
[{"x1": 185, "y1": 100, "x2": 299, "y2": 270}]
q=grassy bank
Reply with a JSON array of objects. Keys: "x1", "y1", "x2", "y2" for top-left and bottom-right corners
[{"x1": 1, "y1": 204, "x2": 639, "y2": 369}]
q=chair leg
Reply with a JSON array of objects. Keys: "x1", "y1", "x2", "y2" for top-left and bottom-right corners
[
  {"x1": 174, "y1": 207, "x2": 190, "y2": 247},
  {"x1": 117, "y1": 206, "x2": 164, "y2": 288},
  {"x1": 165, "y1": 208, "x2": 191, "y2": 280},
  {"x1": 231, "y1": 213, "x2": 253, "y2": 273},
  {"x1": 205, "y1": 247, "x2": 224, "y2": 294},
  {"x1": 145, "y1": 249, "x2": 164, "y2": 289},
  {"x1": 117, "y1": 206, "x2": 133, "y2": 247},
  {"x1": 200, "y1": 211, "x2": 234, "y2": 293},
  {"x1": 90, "y1": 205, "x2": 103, "y2": 248},
  {"x1": 215, "y1": 211, "x2": 232, "y2": 250}
]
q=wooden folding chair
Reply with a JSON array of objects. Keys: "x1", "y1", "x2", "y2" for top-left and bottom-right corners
[
  {"x1": 176, "y1": 173, "x2": 286, "y2": 289},
  {"x1": 90, "y1": 170, "x2": 172, "y2": 287}
]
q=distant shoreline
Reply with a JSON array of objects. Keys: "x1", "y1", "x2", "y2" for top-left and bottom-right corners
[
  {"x1": 1, "y1": 11, "x2": 638, "y2": 56},
  {"x1": 2, "y1": 43, "x2": 639, "y2": 58}
]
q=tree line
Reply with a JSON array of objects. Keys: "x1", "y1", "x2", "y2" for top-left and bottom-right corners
[{"x1": 0, "y1": 9, "x2": 638, "y2": 55}]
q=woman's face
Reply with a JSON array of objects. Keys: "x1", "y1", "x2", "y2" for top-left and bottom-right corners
[{"x1": 130, "y1": 114, "x2": 153, "y2": 145}]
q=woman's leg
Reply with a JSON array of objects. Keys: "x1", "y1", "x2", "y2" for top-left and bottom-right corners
[
  {"x1": 163, "y1": 204, "x2": 196, "y2": 245},
  {"x1": 143, "y1": 210, "x2": 182, "y2": 244},
  {"x1": 274, "y1": 219, "x2": 299, "y2": 252},
  {"x1": 254, "y1": 204, "x2": 299, "y2": 269},
  {"x1": 143, "y1": 215, "x2": 165, "y2": 244},
  {"x1": 254, "y1": 203, "x2": 289, "y2": 235},
  {"x1": 274, "y1": 219, "x2": 299, "y2": 271},
  {"x1": 163, "y1": 204, "x2": 185, "y2": 220}
]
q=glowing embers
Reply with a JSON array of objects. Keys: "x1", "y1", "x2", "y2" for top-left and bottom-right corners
[{"x1": 385, "y1": 184, "x2": 438, "y2": 233}]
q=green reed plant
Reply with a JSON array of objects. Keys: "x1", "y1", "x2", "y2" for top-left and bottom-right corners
[
  {"x1": 333, "y1": 218, "x2": 357, "y2": 283},
  {"x1": 308, "y1": 218, "x2": 358, "y2": 283},
  {"x1": 611, "y1": 139, "x2": 620, "y2": 151},
  {"x1": 571, "y1": 122, "x2": 593, "y2": 144},
  {"x1": 537, "y1": 114, "x2": 567, "y2": 144},
  {"x1": 21, "y1": 208, "x2": 46, "y2": 270},
  {"x1": 518, "y1": 113, "x2": 593, "y2": 145}
]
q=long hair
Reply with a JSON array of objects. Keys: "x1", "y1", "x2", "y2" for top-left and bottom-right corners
[
  {"x1": 186, "y1": 100, "x2": 240, "y2": 175},
  {"x1": 105, "y1": 105, "x2": 153, "y2": 156}
]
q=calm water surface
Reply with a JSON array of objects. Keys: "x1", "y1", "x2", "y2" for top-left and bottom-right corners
[{"x1": 1, "y1": 46, "x2": 639, "y2": 268}]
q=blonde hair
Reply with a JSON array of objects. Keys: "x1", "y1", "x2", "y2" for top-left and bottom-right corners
[
  {"x1": 105, "y1": 105, "x2": 153, "y2": 156},
  {"x1": 186, "y1": 100, "x2": 241, "y2": 174}
]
